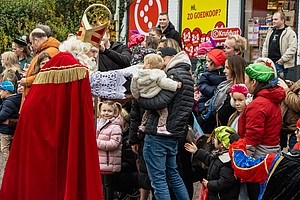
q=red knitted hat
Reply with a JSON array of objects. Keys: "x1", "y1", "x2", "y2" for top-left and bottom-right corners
[
  {"x1": 297, "y1": 118, "x2": 300, "y2": 129},
  {"x1": 207, "y1": 49, "x2": 227, "y2": 67}
]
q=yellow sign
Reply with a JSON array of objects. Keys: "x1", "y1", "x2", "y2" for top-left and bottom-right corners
[{"x1": 181, "y1": 0, "x2": 228, "y2": 58}]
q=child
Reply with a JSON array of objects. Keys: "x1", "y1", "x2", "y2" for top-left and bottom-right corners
[
  {"x1": 185, "y1": 126, "x2": 240, "y2": 200},
  {"x1": 34, "y1": 52, "x2": 51, "y2": 74},
  {"x1": 96, "y1": 100, "x2": 123, "y2": 200},
  {"x1": 293, "y1": 119, "x2": 300, "y2": 150},
  {"x1": 194, "y1": 41, "x2": 215, "y2": 83},
  {"x1": 197, "y1": 48, "x2": 227, "y2": 113},
  {"x1": 228, "y1": 84, "x2": 252, "y2": 132},
  {"x1": 128, "y1": 31, "x2": 147, "y2": 65},
  {"x1": 130, "y1": 53, "x2": 181, "y2": 134},
  {"x1": 0, "y1": 80, "x2": 21, "y2": 159}
]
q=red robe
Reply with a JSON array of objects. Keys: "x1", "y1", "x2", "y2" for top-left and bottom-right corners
[{"x1": 0, "y1": 52, "x2": 103, "y2": 200}]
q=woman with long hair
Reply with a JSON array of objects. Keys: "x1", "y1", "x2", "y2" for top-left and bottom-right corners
[
  {"x1": 199, "y1": 55, "x2": 247, "y2": 134},
  {"x1": 12, "y1": 39, "x2": 32, "y2": 70},
  {"x1": 1, "y1": 51, "x2": 22, "y2": 89}
]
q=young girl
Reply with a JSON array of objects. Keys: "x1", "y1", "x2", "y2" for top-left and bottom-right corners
[
  {"x1": 228, "y1": 84, "x2": 251, "y2": 132},
  {"x1": 34, "y1": 52, "x2": 51, "y2": 74},
  {"x1": 185, "y1": 126, "x2": 240, "y2": 200},
  {"x1": 96, "y1": 100, "x2": 123, "y2": 200}
]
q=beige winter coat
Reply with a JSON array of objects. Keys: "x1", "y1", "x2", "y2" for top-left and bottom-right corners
[
  {"x1": 262, "y1": 26, "x2": 297, "y2": 68},
  {"x1": 130, "y1": 68, "x2": 178, "y2": 99},
  {"x1": 280, "y1": 79, "x2": 300, "y2": 133}
]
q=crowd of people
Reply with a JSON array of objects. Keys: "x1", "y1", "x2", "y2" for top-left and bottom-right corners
[{"x1": 0, "y1": 10, "x2": 299, "y2": 200}]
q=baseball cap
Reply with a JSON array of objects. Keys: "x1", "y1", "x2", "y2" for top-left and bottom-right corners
[
  {"x1": 0, "y1": 80, "x2": 15, "y2": 92},
  {"x1": 157, "y1": 47, "x2": 177, "y2": 57}
]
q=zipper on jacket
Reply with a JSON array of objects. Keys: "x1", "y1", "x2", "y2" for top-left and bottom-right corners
[{"x1": 106, "y1": 151, "x2": 109, "y2": 166}]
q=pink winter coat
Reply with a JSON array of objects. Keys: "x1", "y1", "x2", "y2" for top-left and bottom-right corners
[{"x1": 96, "y1": 115, "x2": 123, "y2": 174}]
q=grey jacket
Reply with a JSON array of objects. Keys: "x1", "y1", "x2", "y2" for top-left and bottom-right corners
[{"x1": 262, "y1": 26, "x2": 297, "y2": 69}]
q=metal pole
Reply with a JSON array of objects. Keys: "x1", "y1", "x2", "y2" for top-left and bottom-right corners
[{"x1": 115, "y1": 0, "x2": 120, "y2": 41}]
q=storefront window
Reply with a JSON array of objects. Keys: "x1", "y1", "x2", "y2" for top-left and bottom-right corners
[{"x1": 244, "y1": 0, "x2": 297, "y2": 62}]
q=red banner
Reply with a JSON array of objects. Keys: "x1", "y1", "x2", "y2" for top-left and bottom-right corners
[{"x1": 128, "y1": 0, "x2": 168, "y2": 37}]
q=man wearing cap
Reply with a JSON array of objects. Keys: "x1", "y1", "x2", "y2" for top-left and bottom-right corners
[
  {"x1": 18, "y1": 27, "x2": 60, "y2": 109},
  {"x1": 262, "y1": 11, "x2": 297, "y2": 78},
  {"x1": 130, "y1": 47, "x2": 193, "y2": 199}
]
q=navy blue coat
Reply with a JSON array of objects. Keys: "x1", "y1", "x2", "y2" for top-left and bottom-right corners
[
  {"x1": 197, "y1": 68, "x2": 226, "y2": 113},
  {"x1": 0, "y1": 93, "x2": 22, "y2": 135}
]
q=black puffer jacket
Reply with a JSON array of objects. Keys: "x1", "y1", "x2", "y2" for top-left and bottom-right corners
[
  {"x1": 158, "y1": 22, "x2": 182, "y2": 48},
  {"x1": 137, "y1": 51, "x2": 194, "y2": 138},
  {"x1": 0, "y1": 93, "x2": 22, "y2": 135},
  {"x1": 195, "y1": 149, "x2": 240, "y2": 200}
]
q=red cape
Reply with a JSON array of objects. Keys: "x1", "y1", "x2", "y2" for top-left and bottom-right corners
[{"x1": 0, "y1": 52, "x2": 103, "y2": 200}]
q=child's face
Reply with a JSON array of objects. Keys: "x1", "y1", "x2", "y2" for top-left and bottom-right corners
[
  {"x1": 205, "y1": 56, "x2": 217, "y2": 72},
  {"x1": 100, "y1": 104, "x2": 115, "y2": 120},
  {"x1": 197, "y1": 54, "x2": 206, "y2": 59},
  {"x1": 232, "y1": 92, "x2": 247, "y2": 113},
  {"x1": 40, "y1": 58, "x2": 50, "y2": 69},
  {"x1": 295, "y1": 128, "x2": 300, "y2": 142},
  {"x1": 0, "y1": 89, "x2": 9, "y2": 99}
]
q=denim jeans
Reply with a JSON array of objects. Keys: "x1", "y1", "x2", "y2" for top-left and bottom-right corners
[
  {"x1": 275, "y1": 63, "x2": 288, "y2": 79},
  {"x1": 143, "y1": 135, "x2": 190, "y2": 200}
]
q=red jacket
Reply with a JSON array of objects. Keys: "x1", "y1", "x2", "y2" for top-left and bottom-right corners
[{"x1": 238, "y1": 86, "x2": 285, "y2": 146}]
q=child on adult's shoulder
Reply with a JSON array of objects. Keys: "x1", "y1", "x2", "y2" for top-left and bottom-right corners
[
  {"x1": 0, "y1": 80, "x2": 22, "y2": 160},
  {"x1": 96, "y1": 100, "x2": 123, "y2": 199},
  {"x1": 196, "y1": 48, "x2": 227, "y2": 113},
  {"x1": 130, "y1": 53, "x2": 182, "y2": 135},
  {"x1": 293, "y1": 119, "x2": 300, "y2": 150},
  {"x1": 185, "y1": 126, "x2": 240, "y2": 200},
  {"x1": 227, "y1": 84, "x2": 252, "y2": 132}
]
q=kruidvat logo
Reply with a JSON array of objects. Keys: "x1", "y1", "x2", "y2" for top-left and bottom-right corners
[{"x1": 212, "y1": 28, "x2": 241, "y2": 39}]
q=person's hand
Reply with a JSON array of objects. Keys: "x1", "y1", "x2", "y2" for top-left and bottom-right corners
[
  {"x1": 177, "y1": 82, "x2": 182, "y2": 88},
  {"x1": 131, "y1": 144, "x2": 139, "y2": 155},
  {"x1": 285, "y1": 80, "x2": 294, "y2": 87},
  {"x1": 2, "y1": 119, "x2": 9, "y2": 125},
  {"x1": 18, "y1": 78, "x2": 26, "y2": 86},
  {"x1": 184, "y1": 142, "x2": 198, "y2": 153},
  {"x1": 278, "y1": 78, "x2": 289, "y2": 89},
  {"x1": 202, "y1": 178, "x2": 208, "y2": 188},
  {"x1": 276, "y1": 59, "x2": 284, "y2": 65}
]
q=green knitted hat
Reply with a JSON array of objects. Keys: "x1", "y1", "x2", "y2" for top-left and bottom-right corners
[
  {"x1": 245, "y1": 63, "x2": 275, "y2": 82},
  {"x1": 214, "y1": 126, "x2": 236, "y2": 149}
]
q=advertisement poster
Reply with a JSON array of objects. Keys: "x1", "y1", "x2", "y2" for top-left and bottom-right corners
[
  {"x1": 128, "y1": 0, "x2": 168, "y2": 37},
  {"x1": 181, "y1": 0, "x2": 228, "y2": 58}
]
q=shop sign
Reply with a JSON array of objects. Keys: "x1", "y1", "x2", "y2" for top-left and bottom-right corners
[
  {"x1": 128, "y1": 0, "x2": 168, "y2": 36},
  {"x1": 181, "y1": 0, "x2": 227, "y2": 58},
  {"x1": 212, "y1": 27, "x2": 241, "y2": 40}
]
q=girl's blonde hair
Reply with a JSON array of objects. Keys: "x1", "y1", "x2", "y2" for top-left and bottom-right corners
[
  {"x1": 98, "y1": 100, "x2": 122, "y2": 117},
  {"x1": 1, "y1": 51, "x2": 20, "y2": 70},
  {"x1": 144, "y1": 53, "x2": 164, "y2": 70}
]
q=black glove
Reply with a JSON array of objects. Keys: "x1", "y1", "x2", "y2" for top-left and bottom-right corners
[{"x1": 229, "y1": 134, "x2": 240, "y2": 144}]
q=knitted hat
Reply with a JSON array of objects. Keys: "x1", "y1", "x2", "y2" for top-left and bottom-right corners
[
  {"x1": 245, "y1": 63, "x2": 275, "y2": 82},
  {"x1": 128, "y1": 33, "x2": 145, "y2": 48},
  {"x1": 214, "y1": 126, "x2": 236, "y2": 149},
  {"x1": 297, "y1": 118, "x2": 300, "y2": 129},
  {"x1": 207, "y1": 49, "x2": 227, "y2": 67},
  {"x1": 0, "y1": 80, "x2": 14, "y2": 92},
  {"x1": 197, "y1": 42, "x2": 214, "y2": 55},
  {"x1": 230, "y1": 84, "x2": 249, "y2": 96}
]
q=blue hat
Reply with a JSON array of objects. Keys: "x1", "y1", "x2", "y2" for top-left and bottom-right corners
[{"x1": 0, "y1": 81, "x2": 14, "y2": 92}]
